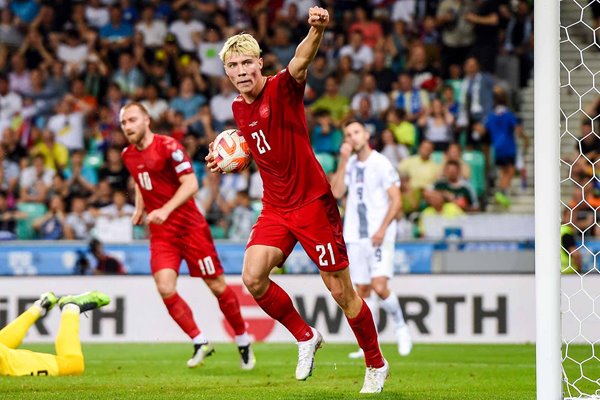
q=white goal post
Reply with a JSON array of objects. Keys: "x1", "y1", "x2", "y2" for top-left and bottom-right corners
[{"x1": 535, "y1": 1, "x2": 561, "y2": 400}]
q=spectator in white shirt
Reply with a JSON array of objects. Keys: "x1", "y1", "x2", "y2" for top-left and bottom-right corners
[
  {"x1": 46, "y1": 97, "x2": 85, "y2": 151},
  {"x1": 56, "y1": 30, "x2": 89, "y2": 76},
  {"x1": 140, "y1": 84, "x2": 168, "y2": 123},
  {"x1": 197, "y1": 27, "x2": 225, "y2": 79},
  {"x1": 85, "y1": 0, "x2": 110, "y2": 29},
  {"x1": 135, "y1": 4, "x2": 167, "y2": 48},
  {"x1": 19, "y1": 154, "x2": 55, "y2": 204},
  {"x1": 210, "y1": 77, "x2": 238, "y2": 131},
  {"x1": 351, "y1": 73, "x2": 390, "y2": 118},
  {"x1": 0, "y1": 75, "x2": 22, "y2": 130},
  {"x1": 339, "y1": 30, "x2": 374, "y2": 71},
  {"x1": 64, "y1": 196, "x2": 95, "y2": 240},
  {"x1": 168, "y1": 6, "x2": 205, "y2": 53}
]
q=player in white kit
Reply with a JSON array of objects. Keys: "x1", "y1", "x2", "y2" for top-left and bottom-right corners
[{"x1": 331, "y1": 119, "x2": 412, "y2": 358}]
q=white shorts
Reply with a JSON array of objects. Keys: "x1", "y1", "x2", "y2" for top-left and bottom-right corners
[{"x1": 347, "y1": 240, "x2": 394, "y2": 285}]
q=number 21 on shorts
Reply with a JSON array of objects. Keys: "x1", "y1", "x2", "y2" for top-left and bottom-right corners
[{"x1": 316, "y1": 242, "x2": 336, "y2": 267}]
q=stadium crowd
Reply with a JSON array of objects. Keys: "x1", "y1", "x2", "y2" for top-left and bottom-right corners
[{"x1": 0, "y1": 0, "x2": 556, "y2": 243}]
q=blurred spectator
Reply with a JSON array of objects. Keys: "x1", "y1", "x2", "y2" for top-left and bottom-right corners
[
  {"x1": 21, "y1": 68, "x2": 59, "y2": 120},
  {"x1": 268, "y1": 25, "x2": 296, "y2": 67},
  {"x1": 417, "y1": 98, "x2": 455, "y2": 151},
  {"x1": 466, "y1": 0, "x2": 499, "y2": 73},
  {"x1": 64, "y1": 196, "x2": 94, "y2": 240},
  {"x1": 457, "y1": 57, "x2": 495, "y2": 147},
  {"x1": 88, "y1": 180, "x2": 113, "y2": 209},
  {"x1": 209, "y1": 77, "x2": 238, "y2": 132},
  {"x1": 379, "y1": 128, "x2": 410, "y2": 167},
  {"x1": 441, "y1": 84, "x2": 460, "y2": 119},
  {"x1": 335, "y1": 55, "x2": 361, "y2": 100},
  {"x1": 371, "y1": 50, "x2": 395, "y2": 94},
  {"x1": 0, "y1": 191, "x2": 26, "y2": 240},
  {"x1": 310, "y1": 76, "x2": 350, "y2": 124},
  {"x1": 419, "y1": 188, "x2": 465, "y2": 237},
  {"x1": 32, "y1": 194, "x2": 67, "y2": 239},
  {"x1": 98, "y1": 146, "x2": 129, "y2": 192},
  {"x1": 46, "y1": 172, "x2": 69, "y2": 202},
  {"x1": 393, "y1": 72, "x2": 430, "y2": 123},
  {"x1": 8, "y1": 53, "x2": 32, "y2": 94},
  {"x1": 0, "y1": 74, "x2": 23, "y2": 130},
  {"x1": 135, "y1": 4, "x2": 167, "y2": 48},
  {"x1": 398, "y1": 140, "x2": 441, "y2": 191},
  {"x1": 197, "y1": 27, "x2": 226, "y2": 80},
  {"x1": 433, "y1": 160, "x2": 479, "y2": 211},
  {"x1": 444, "y1": 143, "x2": 472, "y2": 179},
  {"x1": 0, "y1": 9, "x2": 23, "y2": 49},
  {"x1": 339, "y1": 30, "x2": 374, "y2": 71},
  {"x1": 168, "y1": 5, "x2": 204, "y2": 54},
  {"x1": 349, "y1": 6, "x2": 383, "y2": 49},
  {"x1": 406, "y1": 44, "x2": 440, "y2": 92},
  {"x1": 112, "y1": 52, "x2": 145, "y2": 98},
  {"x1": 31, "y1": 129, "x2": 68, "y2": 171},
  {"x1": 89, "y1": 238, "x2": 126, "y2": 275},
  {"x1": 99, "y1": 5, "x2": 134, "y2": 64},
  {"x1": 83, "y1": 54, "x2": 110, "y2": 100},
  {"x1": 436, "y1": 0, "x2": 475, "y2": 77},
  {"x1": 69, "y1": 78, "x2": 98, "y2": 113},
  {"x1": 0, "y1": 146, "x2": 19, "y2": 196},
  {"x1": 1, "y1": 127, "x2": 27, "y2": 163},
  {"x1": 85, "y1": 0, "x2": 110, "y2": 30},
  {"x1": 46, "y1": 96, "x2": 85, "y2": 151},
  {"x1": 351, "y1": 96, "x2": 385, "y2": 139},
  {"x1": 500, "y1": 0, "x2": 533, "y2": 88},
  {"x1": 168, "y1": 76, "x2": 208, "y2": 134},
  {"x1": 55, "y1": 29, "x2": 89, "y2": 76},
  {"x1": 386, "y1": 108, "x2": 417, "y2": 151},
  {"x1": 306, "y1": 53, "x2": 330, "y2": 102},
  {"x1": 228, "y1": 190, "x2": 255, "y2": 241},
  {"x1": 19, "y1": 154, "x2": 55, "y2": 203},
  {"x1": 475, "y1": 87, "x2": 528, "y2": 208},
  {"x1": 140, "y1": 84, "x2": 168, "y2": 123},
  {"x1": 350, "y1": 73, "x2": 390, "y2": 119},
  {"x1": 311, "y1": 109, "x2": 343, "y2": 155},
  {"x1": 64, "y1": 150, "x2": 97, "y2": 199}
]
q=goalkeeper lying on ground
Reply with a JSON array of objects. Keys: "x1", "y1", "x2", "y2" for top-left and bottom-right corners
[{"x1": 0, "y1": 291, "x2": 110, "y2": 376}]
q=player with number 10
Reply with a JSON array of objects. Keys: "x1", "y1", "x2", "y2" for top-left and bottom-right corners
[
  {"x1": 120, "y1": 103, "x2": 255, "y2": 371},
  {"x1": 206, "y1": 6, "x2": 389, "y2": 393}
]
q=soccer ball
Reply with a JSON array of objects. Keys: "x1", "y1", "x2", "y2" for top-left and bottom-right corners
[{"x1": 213, "y1": 129, "x2": 252, "y2": 173}]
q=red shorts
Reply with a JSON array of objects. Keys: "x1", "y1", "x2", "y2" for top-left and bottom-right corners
[
  {"x1": 247, "y1": 192, "x2": 349, "y2": 272},
  {"x1": 150, "y1": 224, "x2": 223, "y2": 278}
]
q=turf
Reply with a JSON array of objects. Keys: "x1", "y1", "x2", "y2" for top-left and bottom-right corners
[{"x1": 0, "y1": 342, "x2": 542, "y2": 399}]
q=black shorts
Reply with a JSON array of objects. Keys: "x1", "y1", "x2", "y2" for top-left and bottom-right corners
[{"x1": 495, "y1": 156, "x2": 516, "y2": 167}]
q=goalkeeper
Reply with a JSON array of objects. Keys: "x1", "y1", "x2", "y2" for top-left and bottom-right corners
[{"x1": 0, "y1": 291, "x2": 110, "y2": 376}]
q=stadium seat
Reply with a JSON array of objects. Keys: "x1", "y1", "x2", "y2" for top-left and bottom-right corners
[
  {"x1": 431, "y1": 151, "x2": 445, "y2": 165},
  {"x1": 462, "y1": 150, "x2": 486, "y2": 197},
  {"x1": 210, "y1": 225, "x2": 226, "y2": 239},
  {"x1": 315, "y1": 153, "x2": 336, "y2": 175},
  {"x1": 16, "y1": 202, "x2": 47, "y2": 240}
]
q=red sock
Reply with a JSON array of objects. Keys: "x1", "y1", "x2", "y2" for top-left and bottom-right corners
[
  {"x1": 255, "y1": 280, "x2": 313, "y2": 341},
  {"x1": 217, "y1": 286, "x2": 247, "y2": 336},
  {"x1": 163, "y1": 292, "x2": 200, "y2": 339},
  {"x1": 348, "y1": 300, "x2": 385, "y2": 368}
]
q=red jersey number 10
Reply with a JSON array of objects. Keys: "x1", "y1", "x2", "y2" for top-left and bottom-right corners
[
  {"x1": 138, "y1": 172, "x2": 153, "y2": 190},
  {"x1": 251, "y1": 130, "x2": 272, "y2": 154}
]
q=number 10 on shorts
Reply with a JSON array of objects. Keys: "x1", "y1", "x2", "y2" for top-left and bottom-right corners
[
  {"x1": 198, "y1": 256, "x2": 215, "y2": 275},
  {"x1": 316, "y1": 243, "x2": 335, "y2": 266}
]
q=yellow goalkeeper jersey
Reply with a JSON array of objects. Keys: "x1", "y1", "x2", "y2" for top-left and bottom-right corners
[{"x1": 0, "y1": 344, "x2": 60, "y2": 376}]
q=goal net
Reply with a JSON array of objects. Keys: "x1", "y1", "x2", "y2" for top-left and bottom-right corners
[{"x1": 560, "y1": 0, "x2": 600, "y2": 398}]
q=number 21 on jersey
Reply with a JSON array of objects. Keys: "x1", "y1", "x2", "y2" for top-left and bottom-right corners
[
  {"x1": 251, "y1": 130, "x2": 271, "y2": 154},
  {"x1": 138, "y1": 172, "x2": 152, "y2": 190}
]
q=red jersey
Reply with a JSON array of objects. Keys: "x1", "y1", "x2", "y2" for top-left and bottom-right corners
[
  {"x1": 122, "y1": 134, "x2": 205, "y2": 237},
  {"x1": 232, "y1": 68, "x2": 330, "y2": 211}
]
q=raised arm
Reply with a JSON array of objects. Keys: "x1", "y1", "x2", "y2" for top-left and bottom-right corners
[{"x1": 287, "y1": 7, "x2": 329, "y2": 83}]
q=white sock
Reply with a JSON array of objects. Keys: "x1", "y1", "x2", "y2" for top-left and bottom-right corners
[
  {"x1": 235, "y1": 332, "x2": 251, "y2": 347},
  {"x1": 192, "y1": 333, "x2": 209, "y2": 345},
  {"x1": 365, "y1": 293, "x2": 380, "y2": 331},
  {"x1": 63, "y1": 303, "x2": 80, "y2": 314},
  {"x1": 32, "y1": 300, "x2": 45, "y2": 316},
  {"x1": 381, "y1": 294, "x2": 406, "y2": 329}
]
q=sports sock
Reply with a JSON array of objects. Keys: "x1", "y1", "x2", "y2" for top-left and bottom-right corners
[
  {"x1": 381, "y1": 294, "x2": 406, "y2": 329},
  {"x1": 192, "y1": 333, "x2": 209, "y2": 345},
  {"x1": 217, "y1": 286, "x2": 247, "y2": 336},
  {"x1": 55, "y1": 305, "x2": 84, "y2": 375},
  {"x1": 235, "y1": 332, "x2": 251, "y2": 347},
  {"x1": 163, "y1": 292, "x2": 200, "y2": 339},
  {"x1": 255, "y1": 280, "x2": 313, "y2": 341},
  {"x1": 347, "y1": 299, "x2": 385, "y2": 369},
  {"x1": 0, "y1": 306, "x2": 41, "y2": 349},
  {"x1": 365, "y1": 293, "x2": 380, "y2": 330}
]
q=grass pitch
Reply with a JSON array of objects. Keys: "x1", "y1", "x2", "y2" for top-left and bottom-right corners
[{"x1": 0, "y1": 342, "x2": 548, "y2": 399}]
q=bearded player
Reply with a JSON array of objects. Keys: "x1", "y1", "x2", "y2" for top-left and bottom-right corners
[
  {"x1": 120, "y1": 102, "x2": 255, "y2": 370},
  {"x1": 206, "y1": 7, "x2": 388, "y2": 393}
]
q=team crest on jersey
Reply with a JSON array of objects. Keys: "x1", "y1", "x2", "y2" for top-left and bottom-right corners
[
  {"x1": 171, "y1": 149, "x2": 184, "y2": 162},
  {"x1": 259, "y1": 104, "x2": 270, "y2": 119}
]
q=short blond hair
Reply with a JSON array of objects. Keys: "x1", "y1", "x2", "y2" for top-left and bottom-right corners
[{"x1": 219, "y1": 33, "x2": 261, "y2": 63}]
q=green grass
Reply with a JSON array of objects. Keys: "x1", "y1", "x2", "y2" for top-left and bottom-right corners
[{"x1": 0, "y1": 343, "x2": 542, "y2": 399}]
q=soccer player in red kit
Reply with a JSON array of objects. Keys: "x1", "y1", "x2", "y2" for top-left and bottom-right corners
[
  {"x1": 206, "y1": 6, "x2": 389, "y2": 393},
  {"x1": 120, "y1": 103, "x2": 255, "y2": 370}
]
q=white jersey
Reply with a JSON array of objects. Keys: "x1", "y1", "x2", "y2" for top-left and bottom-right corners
[{"x1": 343, "y1": 150, "x2": 400, "y2": 243}]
